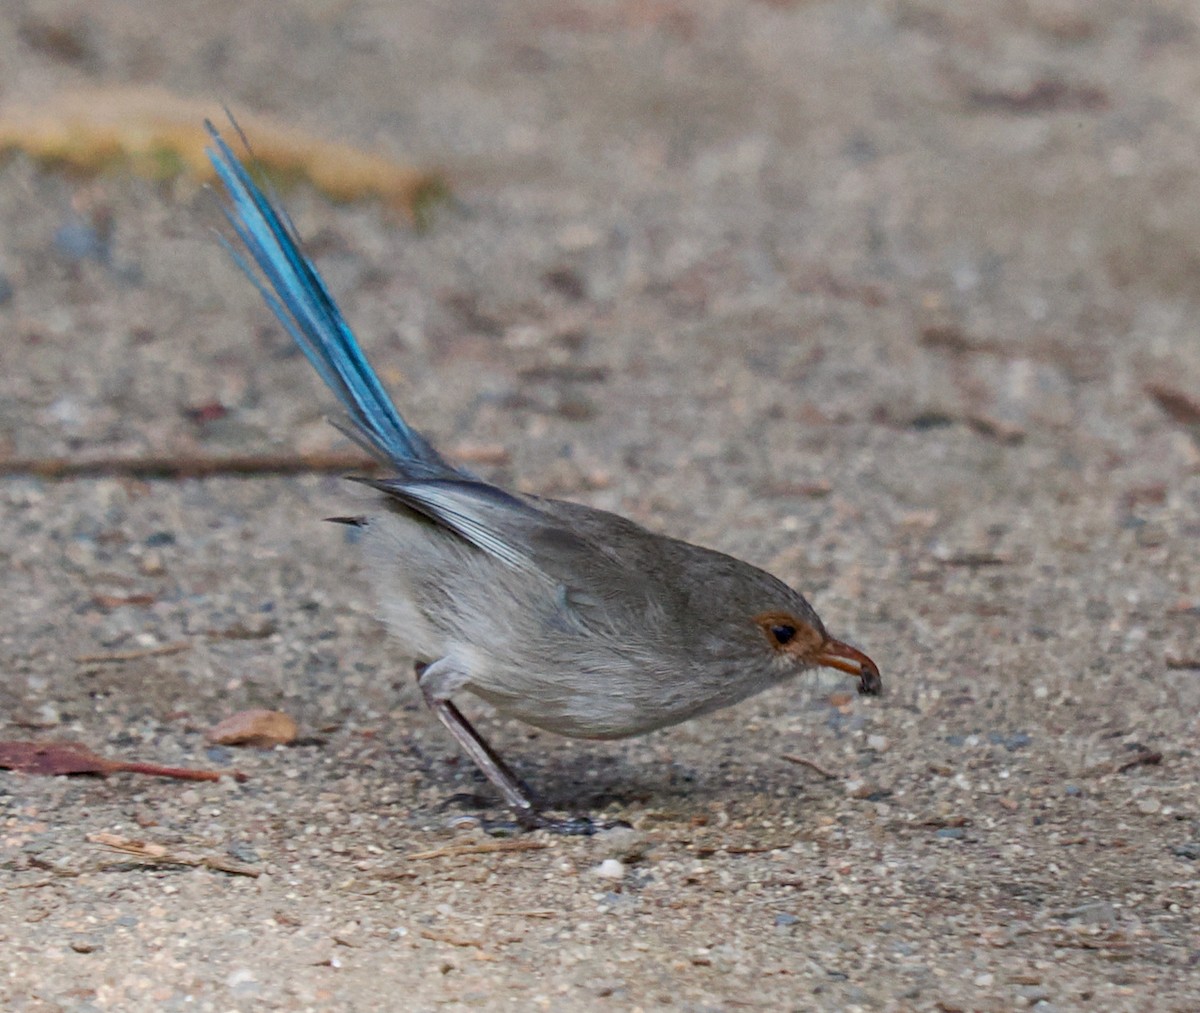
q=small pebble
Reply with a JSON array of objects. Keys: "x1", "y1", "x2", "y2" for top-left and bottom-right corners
[
  {"x1": 137, "y1": 550, "x2": 166, "y2": 576},
  {"x1": 227, "y1": 842, "x2": 261, "y2": 864},
  {"x1": 54, "y1": 221, "x2": 108, "y2": 262},
  {"x1": 205, "y1": 745, "x2": 233, "y2": 765},
  {"x1": 1068, "y1": 901, "x2": 1116, "y2": 925},
  {"x1": 594, "y1": 859, "x2": 625, "y2": 881},
  {"x1": 226, "y1": 967, "x2": 260, "y2": 997},
  {"x1": 1135, "y1": 797, "x2": 1160, "y2": 815},
  {"x1": 226, "y1": 968, "x2": 256, "y2": 989},
  {"x1": 601, "y1": 826, "x2": 649, "y2": 862}
]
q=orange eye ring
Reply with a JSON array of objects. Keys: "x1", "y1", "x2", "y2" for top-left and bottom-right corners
[{"x1": 754, "y1": 611, "x2": 815, "y2": 653}]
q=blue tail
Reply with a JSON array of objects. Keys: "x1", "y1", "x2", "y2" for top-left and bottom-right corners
[{"x1": 205, "y1": 120, "x2": 451, "y2": 477}]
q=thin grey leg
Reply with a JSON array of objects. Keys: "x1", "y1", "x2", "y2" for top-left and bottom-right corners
[
  {"x1": 414, "y1": 662, "x2": 612, "y2": 835},
  {"x1": 425, "y1": 694, "x2": 539, "y2": 821}
]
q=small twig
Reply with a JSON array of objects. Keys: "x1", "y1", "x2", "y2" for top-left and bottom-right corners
[
  {"x1": 9, "y1": 875, "x2": 77, "y2": 890},
  {"x1": 0, "y1": 451, "x2": 380, "y2": 480},
  {"x1": 921, "y1": 815, "x2": 970, "y2": 829},
  {"x1": 723, "y1": 844, "x2": 787, "y2": 855},
  {"x1": 757, "y1": 479, "x2": 833, "y2": 498},
  {"x1": 74, "y1": 642, "x2": 191, "y2": 664},
  {"x1": 1146, "y1": 382, "x2": 1200, "y2": 427},
  {"x1": 935, "y1": 551, "x2": 1012, "y2": 567},
  {"x1": 1115, "y1": 750, "x2": 1162, "y2": 774},
  {"x1": 781, "y1": 754, "x2": 840, "y2": 780},
  {"x1": 107, "y1": 758, "x2": 248, "y2": 783},
  {"x1": 1085, "y1": 749, "x2": 1163, "y2": 778},
  {"x1": 491, "y1": 909, "x2": 557, "y2": 919},
  {"x1": 1165, "y1": 655, "x2": 1200, "y2": 671},
  {"x1": 407, "y1": 839, "x2": 549, "y2": 861},
  {"x1": 517, "y1": 365, "x2": 609, "y2": 383},
  {"x1": 0, "y1": 444, "x2": 502, "y2": 480},
  {"x1": 372, "y1": 869, "x2": 420, "y2": 882},
  {"x1": 690, "y1": 843, "x2": 785, "y2": 857},
  {"x1": 1044, "y1": 934, "x2": 1132, "y2": 952},
  {"x1": 419, "y1": 929, "x2": 487, "y2": 948},
  {"x1": 87, "y1": 832, "x2": 260, "y2": 877},
  {"x1": 196, "y1": 856, "x2": 262, "y2": 877}
]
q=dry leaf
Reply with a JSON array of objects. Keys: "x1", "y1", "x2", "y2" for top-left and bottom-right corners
[
  {"x1": 206, "y1": 709, "x2": 298, "y2": 748},
  {"x1": 0, "y1": 85, "x2": 447, "y2": 220},
  {"x1": 0, "y1": 740, "x2": 246, "y2": 782}
]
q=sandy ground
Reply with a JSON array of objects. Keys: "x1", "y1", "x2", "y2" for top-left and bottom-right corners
[{"x1": 1, "y1": 1, "x2": 1199, "y2": 1010}]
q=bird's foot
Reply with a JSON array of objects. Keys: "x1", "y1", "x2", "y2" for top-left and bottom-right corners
[
  {"x1": 448, "y1": 811, "x2": 630, "y2": 837},
  {"x1": 517, "y1": 811, "x2": 632, "y2": 837}
]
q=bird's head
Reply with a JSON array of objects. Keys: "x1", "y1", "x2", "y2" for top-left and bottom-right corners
[{"x1": 751, "y1": 609, "x2": 881, "y2": 696}]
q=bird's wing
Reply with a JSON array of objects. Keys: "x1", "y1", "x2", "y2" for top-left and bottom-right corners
[
  {"x1": 361, "y1": 477, "x2": 557, "y2": 574},
  {"x1": 362, "y1": 477, "x2": 674, "y2": 614}
]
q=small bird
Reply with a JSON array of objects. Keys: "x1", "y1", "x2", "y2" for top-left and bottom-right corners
[{"x1": 205, "y1": 121, "x2": 880, "y2": 833}]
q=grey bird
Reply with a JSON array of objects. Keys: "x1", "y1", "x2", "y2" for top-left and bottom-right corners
[{"x1": 206, "y1": 122, "x2": 881, "y2": 833}]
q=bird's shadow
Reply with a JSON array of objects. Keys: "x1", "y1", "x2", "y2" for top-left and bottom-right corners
[{"x1": 420, "y1": 733, "x2": 794, "y2": 826}]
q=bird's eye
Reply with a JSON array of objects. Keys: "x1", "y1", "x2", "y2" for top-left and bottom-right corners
[{"x1": 770, "y1": 624, "x2": 796, "y2": 645}]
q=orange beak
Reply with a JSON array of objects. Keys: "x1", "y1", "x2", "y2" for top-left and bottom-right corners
[{"x1": 816, "y1": 638, "x2": 882, "y2": 696}]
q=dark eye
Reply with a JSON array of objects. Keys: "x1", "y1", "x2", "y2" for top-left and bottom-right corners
[{"x1": 770, "y1": 624, "x2": 796, "y2": 645}]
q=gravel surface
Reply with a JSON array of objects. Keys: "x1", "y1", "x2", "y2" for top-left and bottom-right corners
[{"x1": 2, "y1": 1, "x2": 1198, "y2": 1010}]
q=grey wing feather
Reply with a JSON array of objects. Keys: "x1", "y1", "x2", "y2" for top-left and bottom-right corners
[
  {"x1": 360, "y1": 477, "x2": 681, "y2": 632},
  {"x1": 360, "y1": 477, "x2": 550, "y2": 574}
]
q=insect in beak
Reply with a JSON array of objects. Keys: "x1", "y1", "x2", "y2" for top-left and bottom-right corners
[{"x1": 815, "y1": 638, "x2": 882, "y2": 696}]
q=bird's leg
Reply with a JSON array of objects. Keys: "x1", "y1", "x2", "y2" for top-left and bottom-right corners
[{"x1": 414, "y1": 661, "x2": 604, "y2": 835}]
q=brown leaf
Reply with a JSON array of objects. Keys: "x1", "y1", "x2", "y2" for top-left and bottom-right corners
[
  {"x1": 0, "y1": 740, "x2": 118, "y2": 776},
  {"x1": 0, "y1": 740, "x2": 246, "y2": 782},
  {"x1": 206, "y1": 709, "x2": 298, "y2": 748},
  {"x1": 0, "y1": 86, "x2": 447, "y2": 220}
]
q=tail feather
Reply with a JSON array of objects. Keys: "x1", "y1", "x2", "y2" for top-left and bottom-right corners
[{"x1": 205, "y1": 120, "x2": 450, "y2": 476}]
